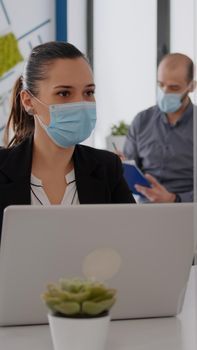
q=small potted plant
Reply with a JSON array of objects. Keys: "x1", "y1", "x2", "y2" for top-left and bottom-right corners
[
  {"x1": 42, "y1": 278, "x2": 117, "y2": 350},
  {"x1": 106, "y1": 120, "x2": 129, "y2": 152}
]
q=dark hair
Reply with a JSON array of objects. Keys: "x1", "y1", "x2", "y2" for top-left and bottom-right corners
[
  {"x1": 188, "y1": 60, "x2": 194, "y2": 82},
  {"x1": 4, "y1": 42, "x2": 85, "y2": 147}
]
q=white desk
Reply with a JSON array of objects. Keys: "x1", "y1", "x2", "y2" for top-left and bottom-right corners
[{"x1": 0, "y1": 266, "x2": 196, "y2": 350}]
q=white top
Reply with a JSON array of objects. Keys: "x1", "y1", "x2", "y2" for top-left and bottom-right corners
[{"x1": 30, "y1": 169, "x2": 79, "y2": 205}]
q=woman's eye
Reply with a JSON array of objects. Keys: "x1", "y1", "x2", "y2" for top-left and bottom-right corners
[
  {"x1": 58, "y1": 91, "x2": 70, "y2": 97},
  {"x1": 85, "y1": 90, "x2": 95, "y2": 96}
]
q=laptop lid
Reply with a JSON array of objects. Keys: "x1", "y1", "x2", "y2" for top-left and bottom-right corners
[{"x1": 0, "y1": 203, "x2": 195, "y2": 326}]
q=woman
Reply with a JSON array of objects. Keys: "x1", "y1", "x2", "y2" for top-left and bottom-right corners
[{"x1": 0, "y1": 41, "x2": 135, "y2": 234}]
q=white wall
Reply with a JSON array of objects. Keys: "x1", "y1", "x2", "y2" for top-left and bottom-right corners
[
  {"x1": 67, "y1": 0, "x2": 87, "y2": 54},
  {"x1": 93, "y1": 0, "x2": 157, "y2": 149},
  {"x1": 195, "y1": 1, "x2": 197, "y2": 205},
  {"x1": 170, "y1": 0, "x2": 197, "y2": 204},
  {"x1": 170, "y1": 0, "x2": 196, "y2": 105},
  {"x1": 170, "y1": 0, "x2": 194, "y2": 60},
  {"x1": 170, "y1": 0, "x2": 197, "y2": 248}
]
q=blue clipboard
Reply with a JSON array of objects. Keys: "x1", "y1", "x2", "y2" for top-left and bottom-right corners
[{"x1": 123, "y1": 162, "x2": 151, "y2": 195}]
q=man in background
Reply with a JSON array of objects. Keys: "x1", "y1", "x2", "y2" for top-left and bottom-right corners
[{"x1": 123, "y1": 53, "x2": 196, "y2": 202}]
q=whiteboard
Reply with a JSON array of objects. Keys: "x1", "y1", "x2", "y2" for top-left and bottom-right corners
[{"x1": 0, "y1": 0, "x2": 55, "y2": 144}]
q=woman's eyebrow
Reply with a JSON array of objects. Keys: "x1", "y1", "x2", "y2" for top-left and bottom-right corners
[
  {"x1": 53, "y1": 85, "x2": 73, "y2": 89},
  {"x1": 86, "y1": 84, "x2": 96, "y2": 87},
  {"x1": 53, "y1": 84, "x2": 95, "y2": 89}
]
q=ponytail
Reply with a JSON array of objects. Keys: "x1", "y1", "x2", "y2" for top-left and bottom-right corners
[{"x1": 3, "y1": 76, "x2": 35, "y2": 148}]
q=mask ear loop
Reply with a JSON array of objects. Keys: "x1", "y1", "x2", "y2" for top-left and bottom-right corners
[
  {"x1": 25, "y1": 90, "x2": 50, "y2": 127},
  {"x1": 180, "y1": 91, "x2": 188, "y2": 103},
  {"x1": 22, "y1": 90, "x2": 35, "y2": 115},
  {"x1": 26, "y1": 108, "x2": 34, "y2": 115},
  {"x1": 180, "y1": 81, "x2": 193, "y2": 103},
  {"x1": 26, "y1": 90, "x2": 49, "y2": 108}
]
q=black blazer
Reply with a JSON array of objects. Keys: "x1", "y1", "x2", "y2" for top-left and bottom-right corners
[{"x1": 0, "y1": 137, "x2": 135, "y2": 235}]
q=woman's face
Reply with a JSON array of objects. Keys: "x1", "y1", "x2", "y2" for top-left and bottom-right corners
[{"x1": 22, "y1": 57, "x2": 95, "y2": 125}]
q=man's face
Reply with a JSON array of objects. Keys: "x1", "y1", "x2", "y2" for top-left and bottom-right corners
[{"x1": 157, "y1": 61, "x2": 191, "y2": 94}]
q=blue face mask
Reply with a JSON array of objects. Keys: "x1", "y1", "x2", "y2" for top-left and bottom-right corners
[
  {"x1": 157, "y1": 87, "x2": 186, "y2": 113},
  {"x1": 32, "y1": 96, "x2": 97, "y2": 148}
]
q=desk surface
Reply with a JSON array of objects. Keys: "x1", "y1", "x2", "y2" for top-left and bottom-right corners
[{"x1": 0, "y1": 266, "x2": 196, "y2": 350}]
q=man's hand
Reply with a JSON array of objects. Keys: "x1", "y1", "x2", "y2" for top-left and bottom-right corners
[{"x1": 135, "y1": 173, "x2": 176, "y2": 203}]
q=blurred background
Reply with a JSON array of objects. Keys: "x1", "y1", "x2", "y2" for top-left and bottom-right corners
[{"x1": 0, "y1": 0, "x2": 196, "y2": 172}]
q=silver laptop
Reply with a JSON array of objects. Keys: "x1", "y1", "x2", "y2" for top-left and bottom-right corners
[{"x1": 0, "y1": 203, "x2": 195, "y2": 326}]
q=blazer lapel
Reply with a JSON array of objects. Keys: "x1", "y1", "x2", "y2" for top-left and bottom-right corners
[
  {"x1": 74, "y1": 145, "x2": 110, "y2": 204},
  {"x1": 76, "y1": 174, "x2": 109, "y2": 204}
]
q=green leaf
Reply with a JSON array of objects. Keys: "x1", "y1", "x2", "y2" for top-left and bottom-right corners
[
  {"x1": 54, "y1": 302, "x2": 80, "y2": 315},
  {"x1": 82, "y1": 298, "x2": 116, "y2": 315},
  {"x1": 111, "y1": 121, "x2": 129, "y2": 135}
]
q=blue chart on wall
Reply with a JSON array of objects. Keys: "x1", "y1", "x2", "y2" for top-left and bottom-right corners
[{"x1": 0, "y1": 0, "x2": 56, "y2": 144}]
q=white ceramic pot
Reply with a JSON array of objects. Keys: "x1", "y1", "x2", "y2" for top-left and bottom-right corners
[
  {"x1": 48, "y1": 313, "x2": 110, "y2": 350},
  {"x1": 106, "y1": 135, "x2": 126, "y2": 152}
]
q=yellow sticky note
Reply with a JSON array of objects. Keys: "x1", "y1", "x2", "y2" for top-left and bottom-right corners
[{"x1": 0, "y1": 32, "x2": 23, "y2": 77}]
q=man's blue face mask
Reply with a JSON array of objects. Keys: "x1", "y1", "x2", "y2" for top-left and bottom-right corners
[
  {"x1": 156, "y1": 86, "x2": 189, "y2": 113},
  {"x1": 29, "y1": 93, "x2": 97, "y2": 148}
]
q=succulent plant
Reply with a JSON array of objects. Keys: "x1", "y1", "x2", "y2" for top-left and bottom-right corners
[{"x1": 42, "y1": 278, "x2": 117, "y2": 317}]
